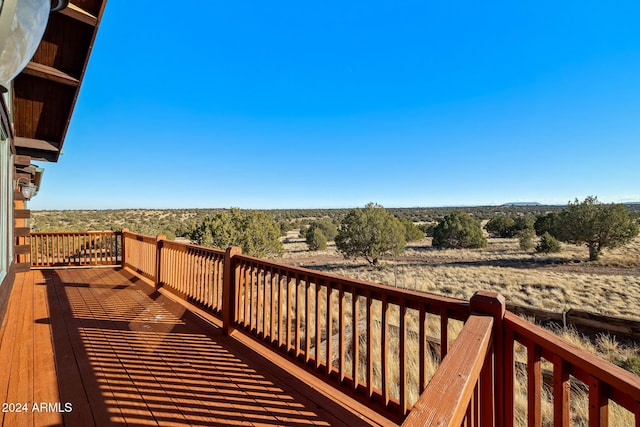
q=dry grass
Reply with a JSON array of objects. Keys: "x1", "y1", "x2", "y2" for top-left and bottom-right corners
[{"x1": 279, "y1": 233, "x2": 640, "y2": 320}]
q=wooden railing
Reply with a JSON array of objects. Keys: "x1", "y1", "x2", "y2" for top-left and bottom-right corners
[
  {"x1": 30, "y1": 231, "x2": 121, "y2": 267},
  {"x1": 157, "y1": 239, "x2": 226, "y2": 314},
  {"x1": 403, "y1": 314, "x2": 494, "y2": 426},
  {"x1": 122, "y1": 229, "x2": 158, "y2": 280},
  {"x1": 232, "y1": 254, "x2": 470, "y2": 416},
  {"x1": 402, "y1": 291, "x2": 505, "y2": 427},
  {"x1": 503, "y1": 312, "x2": 640, "y2": 427},
  {"x1": 30, "y1": 230, "x2": 640, "y2": 426}
]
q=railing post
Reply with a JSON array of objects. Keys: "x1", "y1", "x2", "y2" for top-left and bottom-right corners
[
  {"x1": 116, "y1": 228, "x2": 129, "y2": 268},
  {"x1": 470, "y1": 290, "x2": 506, "y2": 427},
  {"x1": 223, "y1": 246, "x2": 242, "y2": 335},
  {"x1": 155, "y1": 234, "x2": 165, "y2": 288}
]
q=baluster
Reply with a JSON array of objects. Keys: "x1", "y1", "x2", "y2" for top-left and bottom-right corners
[
  {"x1": 399, "y1": 301, "x2": 407, "y2": 415},
  {"x1": 419, "y1": 306, "x2": 426, "y2": 392},
  {"x1": 295, "y1": 273, "x2": 302, "y2": 357},
  {"x1": 552, "y1": 355, "x2": 571, "y2": 427},
  {"x1": 382, "y1": 296, "x2": 389, "y2": 407},
  {"x1": 326, "y1": 281, "x2": 333, "y2": 374},
  {"x1": 527, "y1": 339, "x2": 542, "y2": 427},
  {"x1": 339, "y1": 283, "x2": 345, "y2": 383},
  {"x1": 352, "y1": 286, "x2": 360, "y2": 391},
  {"x1": 441, "y1": 307, "x2": 449, "y2": 360},
  {"x1": 588, "y1": 376, "x2": 608, "y2": 427},
  {"x1": 315, "y1": 279, "x2": 322, "y2": 370},
  {"x1": 367, "y1": 290, "x2": 373, "y2": 398}
]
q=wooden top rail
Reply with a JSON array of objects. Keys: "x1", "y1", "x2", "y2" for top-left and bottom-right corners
[
  {"x1": 160, "y1": 239, "x2": 226, "y2": 257},
  {"x1": 236, "y1": 254, "x2": 470, "y2": 318},
  {"x1": 402, "y1": 313, "x2": 494, "y2": 426},
  {"x1": 505, "y1": 311, "x2": 640, "y2": 411},
  {"x1": 31, "y1": 231, "x2": 121, "y2": 236},
  {"x1": 122, "y1": 230, "x2": 157, "y2": 244}
]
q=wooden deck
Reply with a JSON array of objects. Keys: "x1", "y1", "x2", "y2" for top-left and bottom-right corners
[{"x1": 0, "y1": 268, "x2": 395, "y2": 427}]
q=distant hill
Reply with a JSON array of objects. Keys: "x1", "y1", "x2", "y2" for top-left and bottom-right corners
[{"x1": 502, "y1": 202, "x2": 542, "y2": 206}]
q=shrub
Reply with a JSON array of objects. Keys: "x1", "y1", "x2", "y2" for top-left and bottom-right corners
[
  {"x1": 187, "y1": 208, "x2": 283, "y2": 257},
  {"x1": 485, "y1": 216, "x2": 517, "y2": 238},
  {"x1": 432, "y1": 211, "x2": 487, "y2": 249},
  {"x1": 335, "y1": 203, "x2": 406, "y2": 265},
  {"x1": 485, "y1": 215, "x2": 535, "y2": 238},
  {"x1": 518, "y1": 228, "x2": 535, "y2": 251},
  {"x1": 306, "y1": 227, "x2": 327, "y2": 251},
  {"x1": 280, "y1": 221, "x2": 294, "y2": 235},
  {"x1": 536, "y1": 232, "x2": 561, "y2": 254},
  {"x1": 418, "y1": 223, "x2": 436, "y2": 237},
  {"x1": 400, "y1": 218, "x2": 425, "y2": 242},
  {"x1": 559, "y1": 196, "x2": 639, "y2": 261},
  {"x1": 308, "y1": 218, "x2": 338, "y2": 242},
  {"x1": 534, "y1": 212, "x2": 565, "y2": 239}
]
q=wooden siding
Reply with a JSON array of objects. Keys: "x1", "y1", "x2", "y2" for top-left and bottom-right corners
[{"x1": 0, "y1": 268, "x2": 395, "y2": 427}]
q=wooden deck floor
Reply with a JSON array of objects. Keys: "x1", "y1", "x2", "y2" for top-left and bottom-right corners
[{"x1": 0, "y1": 268, "x2": 395, "y2": 427}]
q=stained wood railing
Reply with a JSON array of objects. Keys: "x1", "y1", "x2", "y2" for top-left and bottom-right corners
[
  {"x1": 29, "y1": 230, "x2": 640, "y2": 426},
  {"x1": 157, "y1": 239, "x2": 226, "y2": 314},
  {"x1": 30, "y1": 231, "x2": 121, "y2": 267},
  {"x1": 122, "y1": 229, "x2": 158, "y2": 281},
  {"x1": 232, "y1": 254, "x2": 470, "y2": 416},
  {"x1": 503, "y1": 312, "x2": 640, "y2": 427},
  {"x1": 403, "y1": 314, "x2": 494, "y2": 426}
]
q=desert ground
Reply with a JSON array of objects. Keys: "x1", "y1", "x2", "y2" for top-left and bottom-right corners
[{"x1": 277, "y1": 232, "x2": 640, "y2": 320}]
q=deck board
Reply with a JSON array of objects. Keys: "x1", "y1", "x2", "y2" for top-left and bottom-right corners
[{"x1": 0, "y1": 268, "x2": 395, "y2": 427}]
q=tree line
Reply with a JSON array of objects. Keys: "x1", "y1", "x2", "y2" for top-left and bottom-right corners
[
  {"x1": 30, "y1": 198, "x2": 638, "y2": 262},
  {"x1": 301, "y1": 197, "x2": 639, "y2": 264}
]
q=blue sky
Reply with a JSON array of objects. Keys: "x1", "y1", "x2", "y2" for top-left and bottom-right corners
[{"x1": 31, "y1": 1, "x2": 640, "y2": 210}]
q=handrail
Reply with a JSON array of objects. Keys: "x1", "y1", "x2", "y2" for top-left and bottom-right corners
[
  {"x1": 30, "y1": 231, "x2": 121, "y2": 267},
  {"x1": 504, "y1": 311, "x2": 640, "y2": 426},
  {"x1": 402, "y1": 314, "x2": 494, "y2": 426}
]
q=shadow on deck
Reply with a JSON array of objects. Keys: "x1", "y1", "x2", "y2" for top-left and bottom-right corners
[{"x1": 0, "y1": 268, "x2": 393, "y2": 426}]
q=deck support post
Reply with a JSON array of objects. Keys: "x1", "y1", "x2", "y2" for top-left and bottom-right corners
[
  {"x1": 223, "y1": 246, "x2": 242, "y2": 335},
  {"x1": 470, "y1": 290, "x2": 506, "y2": 427}
]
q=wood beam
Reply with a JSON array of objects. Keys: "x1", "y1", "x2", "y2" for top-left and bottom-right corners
[
  {"x1": 14, "y1": 210, "x2": 31, "y2": 219},
  {"x1": 15, "y1": 137, "x2": 60, "y2": 153},
  {"x1": 14, "y1": 155, "x2": 31, "y2": 167},
  {"x1": 59, "y1": 3, "x2": 98, "y2": 26},
  {"x1": 14, "y1": 137, "x2": 61, "y2": 161},
  {"x1": 15, "y1": 227, "x2": 30, "y2": 237},
  {"x1": 15, "y1": 245, "x2": 31, "y2": 255},
  {"x1": 23, "y1": 62, "x2": 79, "y2": 87}
]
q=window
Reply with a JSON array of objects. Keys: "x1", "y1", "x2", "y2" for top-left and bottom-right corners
[{"x1": 0, "y1": 133, "x2": 10, "y2": 284}]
